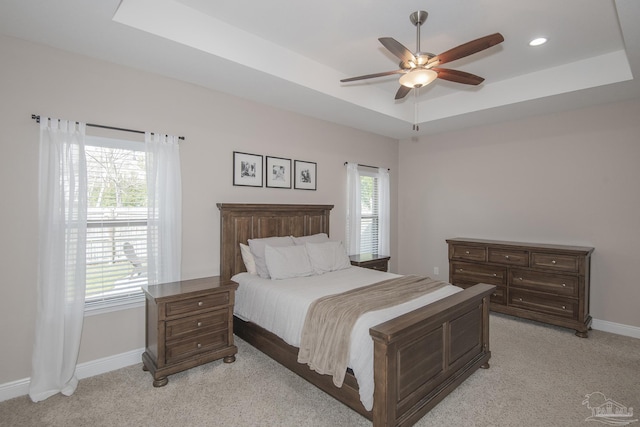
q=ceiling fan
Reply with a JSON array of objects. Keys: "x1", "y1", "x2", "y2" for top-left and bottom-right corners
[{"x1": 340, "y1": 11, "x2": 504, "y2": 100}]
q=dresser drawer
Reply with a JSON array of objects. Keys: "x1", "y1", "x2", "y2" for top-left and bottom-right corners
[
  {"x1": 165, "y1": 292, "x2": 230, "y2": 318},
  {"x1": 166, "y1": 309, "x2": 229, "y2": 341},
  {"x1": 488, "y1": 248, "x2": 529, "y2": 266},
  {"x1": 531, "y1": 252, "x2": 580, "y2": 273},
  {"x1": 450, "y1": 245, "x2": 486, "y2": 262},
  {"x1": 489, "y1": 286, "x2": 506, "y2": 305},
  {"x1": 451, "y1": 262, "x2": 506, "y2": 286},
  {"x1": 509, "y1": 289, "x2": 577, "y2": 319},
  {"x1": 165, "y1": 331, "x2": 230, "y2": 364},
  {"x1": 509, "y1": 269, "x2": 578, "y2": 297}
]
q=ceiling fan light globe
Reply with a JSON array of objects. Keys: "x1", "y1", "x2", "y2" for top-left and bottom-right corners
[{"x1": 399, "y1": 69, "x2": 437, "y2": 88}]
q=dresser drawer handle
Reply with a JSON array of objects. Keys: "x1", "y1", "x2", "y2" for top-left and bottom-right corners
[
  {"x1": 465, "y1": 250, "x2": 470, "y2": 254},
  {"x1": 458, "y1": 268, "x2": 463, "y2": 272},
  {"x1": 493, "y1": 273, "x2": 497, "y2": 277},
  {"x1": 519, "y1": 298, "x2": 523, "y2": 302},
  {"x1": 197, "y1": 343, "x2": 202, "y2": 349},
  {"x1": 197, "y1": 322, "x2": 202, "y2": 327},
  {"x1": 492, "y1": 292, "x2": 497, "y2": 296},
  {"x1": 505, "y1": 255, "x2": 510, "y2": 260},
  {"x1": 551, "y1": 260, "x2": 557, "y2": 264},
  {"x1": 198, "y1": 301, "x2": 204, "y2": 307},
  {"x1": 562, "y1": 305, "x2": 566, "y2": 310},
  {"x1": 519, "y1": 277, "x2": 523, "y2": 281},
  {"x1": 562, "y1": 283, "x2": 566, "y2": 287}
]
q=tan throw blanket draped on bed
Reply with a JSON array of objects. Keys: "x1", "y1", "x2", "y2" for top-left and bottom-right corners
[{"x1": 297, "y1": 275, "x2": 448, "y2": 387}]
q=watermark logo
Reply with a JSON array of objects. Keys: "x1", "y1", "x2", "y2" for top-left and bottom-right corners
[{"x1": 582, "y1": 392, "x2": 637, "y2": 425}]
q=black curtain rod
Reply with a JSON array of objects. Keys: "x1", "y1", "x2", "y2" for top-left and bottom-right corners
[
  {"x1": 344, "y1": 162, "x2": 390, "y2": 171},
  {"x1": 31, "y1": 115, "x2": 185, "y2": 140}
]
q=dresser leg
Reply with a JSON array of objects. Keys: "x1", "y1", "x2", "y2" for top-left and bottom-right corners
[
  {"x1": 480, "y1": 362, "x2": 490, "y2": 369},
  {"x1": 575, "y1": 330, "x2": 589, "y2": 338},
  {"x1": 142, "y1": 364, "x2": 148, "y2": 372},
  {"x1": 153, "y1": 377, "x2": 169, "y2": 387},
  {"x1": 223, "y1": 355, "x2": 236, "y2": 363}
]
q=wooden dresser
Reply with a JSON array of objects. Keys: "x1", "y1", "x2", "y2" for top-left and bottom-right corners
[
  {"x1": 349, "y1": 253, "x2": 390, "y2": 272},
  {"x1": 141, "y1": 276, "x2": 238, "y2": 386},
  {"x1": 446, "y1": 238, "x2": 594, "y2": 337}
]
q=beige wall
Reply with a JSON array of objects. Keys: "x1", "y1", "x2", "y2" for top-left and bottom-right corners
[
  {"x1": 397, "y1": 98, "x2": 640, "y2": 329},
  {"x1": 0, "y1": 35, "x2": 398, "y2": 384}
]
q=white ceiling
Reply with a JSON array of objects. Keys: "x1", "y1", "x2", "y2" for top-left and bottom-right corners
[{"x1": 1, "y1": 0, "x2": 639, "y2": 139}]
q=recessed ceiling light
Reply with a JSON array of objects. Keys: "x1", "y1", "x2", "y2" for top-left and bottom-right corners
[{"x1": 529, "y1": 37, "x2": 548, "y2": 46}]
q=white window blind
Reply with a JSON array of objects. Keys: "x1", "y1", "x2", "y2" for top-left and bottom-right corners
[
  {"x1": 359, "y1": 172, "x2": 379, "y2": 253},
  {"x1": 84, "y1": 136, "x2": 147, "y2": 308}
]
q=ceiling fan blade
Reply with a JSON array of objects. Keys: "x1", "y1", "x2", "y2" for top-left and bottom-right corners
[
  {"x1": 433, "y1": 68, "x2": 485, "y2": 85},
  {"x1": 395, "y1": 85, "x2": 412, "y2": 100},
  {"x1": 430, "y1": 33, "x2": 504, "y2": 66},
  {"x1": 379, "y1": 37, "x2": 416, "y2": 64},
  {"x1": 340, "y1": 69, "x2": 405, "y2": 83}
]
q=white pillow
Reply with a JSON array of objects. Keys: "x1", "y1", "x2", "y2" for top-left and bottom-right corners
[
  {"x1": 239, "y1": 243, "x2": 257, "y2": 275},
  {"x1": 305, "y1": 241, "x2": 352, "y2": 274},
  {"x1": 248, "y1": 236, "x2": 295, "y2": 278},
  {"x1": 292, "y1": 233, "x2": 330, "y2": 245},
  {"x1": 264, "y1": 245, "x2": 315, "y2": 280}
]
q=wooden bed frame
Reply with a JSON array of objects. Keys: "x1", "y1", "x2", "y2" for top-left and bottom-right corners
[{"x1": 217, "y1": 203, "x2": 494, "y2": 427}]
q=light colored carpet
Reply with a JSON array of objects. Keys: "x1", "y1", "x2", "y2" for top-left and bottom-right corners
[{"x1": 1, "y1": 313, "x2": 638, "y2": 427}]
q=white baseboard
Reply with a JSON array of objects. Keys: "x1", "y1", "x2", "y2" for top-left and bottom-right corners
[
  {"x1": 592, "y1": 319, "x2": 640, "y2": 339},
  {"x1": 0, "y1": 347, "x2": 144, "y2": 403}
]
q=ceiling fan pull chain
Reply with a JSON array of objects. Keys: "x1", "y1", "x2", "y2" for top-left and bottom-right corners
[{"x1": 413, "y1": 88, "x2": 419, "y2": 131}]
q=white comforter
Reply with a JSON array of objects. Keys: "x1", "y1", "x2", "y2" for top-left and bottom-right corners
[{"x1": 232, "y1": 267, "x2": 462, "y2": 411}]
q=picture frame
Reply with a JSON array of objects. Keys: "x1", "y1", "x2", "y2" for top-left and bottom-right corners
[
  {"x1": 266, "y1": 156, "x2": 292, "y2": 189},
  {"x1": 233, "y1": 151, "x2": 263, "y2": 187},
  {"x1": 294, "y1": 160, "x2": 317, "y2": 190}
]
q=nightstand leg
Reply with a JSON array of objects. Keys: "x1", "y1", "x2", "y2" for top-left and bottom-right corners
[{"x1": 223, "y1": 355, "x2": 236, "y2": 363}]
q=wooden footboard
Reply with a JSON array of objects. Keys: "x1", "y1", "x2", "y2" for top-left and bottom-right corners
[
  {"x1": 233, "y1": 283, "x2": 494, "y2": 427},
  {"x1": 370, "y1": 283, "x2": 494, "y2": 427}
]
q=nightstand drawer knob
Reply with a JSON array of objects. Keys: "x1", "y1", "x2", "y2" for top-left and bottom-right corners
[
  {"x1": 519, "y1": 277, "x2": 523, "y2": 281},
  {"x1": 198, "y1": 301, "x2": 204, "y2": 307},
  {"x1": 562, "y1": 283, "x2": 566, "y2": 287},
  {"x1": 552, "y1": 260, "x2": 557, "y2": 264},
  {"x1": 465, "y1": 251, "x2": 470, "y2": 254},
  {"x1": 197, "y1": 322, "x2": 202, "y2": 327},
  {"x1": 505, "y1": 255, "x2": 510, "y2": 260},
  {"x1": 493, "y1": 273, "x2": 497, "y2": 277},
  {"x1": 519, "y1": 298, "x2": 523, "y2": 302},
  {"x1": 197, "y1": 343, "x2": 202, "y2": 348},
  {"x1": 562, "y1": 305, "x2": 566, "y2": 310}
]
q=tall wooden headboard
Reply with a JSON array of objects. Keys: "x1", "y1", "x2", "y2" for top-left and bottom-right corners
[{"x1": 217, "y1": 203, "x2": 334, "y2": 281}]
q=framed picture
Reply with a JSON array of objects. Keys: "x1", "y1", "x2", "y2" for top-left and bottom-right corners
[
  {"x1": 266, "y1": 156, "x2": 291, "y2": 189},
  {"x1": 294, "y1": 160, "x2": 317, "y2": 190},
  {"x1": 233, "y1": 151, "x2": 263, "y2": 187}
]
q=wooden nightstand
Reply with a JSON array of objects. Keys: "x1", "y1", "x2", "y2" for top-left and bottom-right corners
[
  {"x1": 141, "y1": 276, "x2": 238, "y2": 387},
  {"x1": 349, "y1": 253, "x2": 390, "y2": 272}
]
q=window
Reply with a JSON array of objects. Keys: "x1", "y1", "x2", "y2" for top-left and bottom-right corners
[
  {"x1": 346, "y1": 164, "x2": 390, "y2": 256},
  {"x1": 358, "y1": 172, "x2": 379, "y2": 253},
  {"x1": 84, "y1": 136, "x2": 147, "y2": 309}
]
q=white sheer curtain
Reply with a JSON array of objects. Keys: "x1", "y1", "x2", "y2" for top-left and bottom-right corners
[
  {"x1": 145, "y1": 132, "x2": 182, "y2": 285},
  {"x1": 30, "y1": 118, "x2": 87, "y2": 402},
  {"x1": 378, "y1": 167, "x2": 390, "y2": 255},
  {"x1": 346, "y1": 162, "x2": 361, "y2": 255}
]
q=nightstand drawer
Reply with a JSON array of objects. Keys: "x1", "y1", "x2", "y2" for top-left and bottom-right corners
[
  {"x1": 363, "y1": 259, "x2": 388, "y2": 271},
  {"x1": 509, "y1": 290, "x2": 577, "y2": 319},
  {"x1": 165, "y1": 292, "x2": 230, "y2": 318},
  {"x1": 166, "y1": 309, "x2": 229, "y2": 341},
  {"x1": 510, "y1": 269, "x2": 578, "y2": 297},
  {"x1": 165, "y1": 331, "x2": 230, "y2": 364},
  {"x1": 531, "y1": 252, "x2": 579, "y2": 273}
]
